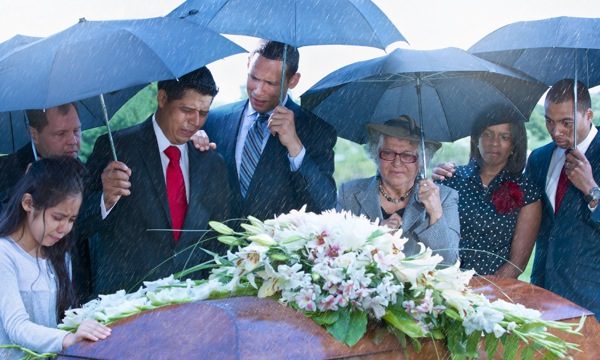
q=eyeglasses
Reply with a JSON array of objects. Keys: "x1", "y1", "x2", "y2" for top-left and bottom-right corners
[{"x1": 379, "y1": 149, "x2": 418, "y2": 163}]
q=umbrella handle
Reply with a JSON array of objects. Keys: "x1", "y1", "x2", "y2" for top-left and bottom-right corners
[
  {"x1": 279, "y1": 44, "x2": 287, "y2": 106},
  {"x1": 23, "y1": 112, "x2": 39, "y2": 161},
  {"x1": 99, "y1": 94, "x2": 118, "y2": 161},
  {"x1": 415, "y1": 77, "x2": 427, "y2": 178}
]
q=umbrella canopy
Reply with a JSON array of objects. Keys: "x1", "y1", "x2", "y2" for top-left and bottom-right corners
[
  {"x1": 468, "y1": 16, "x2": 600, "y2": 87},
  {"x1": 0, "y1": 34, "x2": 41, "y2": 59},
  {"x1": 301, "y1": 47, "x2": 548, "y2": 145},
  {"x1": 0, "y1": 16, "x2": 246, "y2": 112},
  {"x1": 168, "y1": 0, "x2": 406, "y2": 49},
  {"x1": 0, "y1": 34, "x2": 143, "y2": 154},
  {"x1": 0, "y1": 86, "x2": 142, "y2": 154}
]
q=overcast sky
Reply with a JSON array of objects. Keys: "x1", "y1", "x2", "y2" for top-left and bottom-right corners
[{"x1": 1, "y1": 0, "x2": 599, "y2": 102}]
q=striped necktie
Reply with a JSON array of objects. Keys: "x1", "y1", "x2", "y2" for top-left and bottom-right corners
[{"x1": 239, "y1": 113, "x2": 269, "y2": 198}]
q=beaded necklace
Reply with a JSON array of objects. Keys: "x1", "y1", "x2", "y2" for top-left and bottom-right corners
[{"x1": 378, "y1": 177, "x2": 414, "y2": 204}]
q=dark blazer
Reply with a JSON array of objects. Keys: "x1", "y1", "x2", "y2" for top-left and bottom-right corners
[
  {"x1": 75, "y1": 118, "x2": 231, "y2": 297},
  {"x1": 0, "y1": 144, "x2": 35, "y2": 209},
  {"x1": 526, "y1": 127, "x2": 600, "y2": 315},
  {"x1": 203, "y1": 98, "x2": 336, "y2": 221},
  {"x1": 336, "y1": 176, "x2": 460, "y2": 265}
]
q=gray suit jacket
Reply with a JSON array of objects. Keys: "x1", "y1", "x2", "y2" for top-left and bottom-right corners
[{"x1": 336, "y1": 176, "x2": 460, "y2": 265}]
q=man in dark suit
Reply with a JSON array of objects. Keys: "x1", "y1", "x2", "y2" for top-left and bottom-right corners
[
  {"x1": 526, "y1": 79, "x2": 600, "y2": 315},
  {"x1": 76, "y1": 67, "x2": 231, "y2": 297},
  {"x1": 0, "y1": 103, "x2": 81, "y2": 206},
  {"x1": 203, "y1": 39, "x2": 336, "y2": 222}
]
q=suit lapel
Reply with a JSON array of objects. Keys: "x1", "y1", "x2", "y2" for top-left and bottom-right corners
[
  {"x1": 402, "y1": 183, "x2": 426, "y2": 232},
  {"x1": 534, "y1": 144, "x2": 557, "y2": 218},
  {"x1": 135, "y1": 119, "x2": 172, "y2": 226},
  {"x1": 355, "y1": 177, "x2": 383, "y2": 221}
]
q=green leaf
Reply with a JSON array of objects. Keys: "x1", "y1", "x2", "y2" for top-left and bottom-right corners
[
  {"x1": 382, "y1": 308, "x2": 424, "y2": 338},
  {"x1": 466, "y1": 330, "x2": 482, "y2": 357},
  {"x1": 268, "y1": 252, "x2": 289, "y2": 261},
  {"x1": 310, "y1": 311, "x2": 339, "y2": 326},
  {"x1": 520, "y1": 345, "x2": 535, "y2": 360},
  {"x1": 388, "y1": 324, "x2": 408, "y2": 348},
  {"x1": 444, "y1": 307, "x2": 462, "y2": 321},
  {"x1": 347, "y1": 310, "x2": 368, "y2": 347},
  {"x1": 367, "y1": 229, "x2": 387, "y2": 240},
  {"x1": 501, "y1": 335, "x2": 520, "y2": 360},
  {"x1": 325, "y1": 308, "x2": 367, "y2": 347},
  {"x1": 484, "y1": 333, "x2": 499, "y2": 359},
  {"x1": 371, "y1": 326, "x2": 390, "y2": 345},
  {"x1": 409, "y1": 336, "x2": 422, "y2": 352}
]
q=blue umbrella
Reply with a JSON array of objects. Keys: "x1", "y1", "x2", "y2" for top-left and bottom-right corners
[
  {"x1": 168, "y1": 0, "x2": 406, "y2": 103},
  {"x1": 0, "y1": 34, "x2": 142, "y2": 155},
  {"x1": 168, "y1": 0, "x2": 405, "y2": 49},
  {"x1": 469, "y1": 16, "x2": 600, "y2": 146},
  {"x1": 0, "y1": 17, "x2": 245, "y2": 111},
  {"x1": 0, "y1": 34, "x2": 41, "y2": 59},
  {"x1": 301, "y1": 47, "x2": 548, "y2": 174},
  {"x1": 0, "y1": 17, "x2": 246, "y2": 159},
  {"x1": 469, "y1": 16, "x2": 600, "y2": 87}
]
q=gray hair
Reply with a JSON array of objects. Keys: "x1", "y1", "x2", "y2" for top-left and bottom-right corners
[{"x1": 366, "y1": 133, "x2": 439, "y2": 171}]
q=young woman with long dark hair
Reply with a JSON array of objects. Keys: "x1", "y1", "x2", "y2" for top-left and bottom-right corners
[{"x1": 0, "y1": 157, "x2": 110, "y2": 358}]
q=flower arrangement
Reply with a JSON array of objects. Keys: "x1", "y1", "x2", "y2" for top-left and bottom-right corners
[
  {"x1": 52, "y1": 207, "x2": 586, "y2": 359},
  {"x1": 491, "y1": 180, "x2": 525, "y2": 214}
]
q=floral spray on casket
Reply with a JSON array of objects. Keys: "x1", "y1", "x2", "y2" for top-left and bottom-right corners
[{"x1": 56, "y1": 207, "x2": 584, "y2": 360}]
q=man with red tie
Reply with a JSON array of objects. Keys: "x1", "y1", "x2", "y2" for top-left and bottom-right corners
[
  {"x1": 526, "y1": 79, "x2": 600, "y2": 316},
  {"x1": 75, "y1": 67, "x2": 231, "y2": 298}
]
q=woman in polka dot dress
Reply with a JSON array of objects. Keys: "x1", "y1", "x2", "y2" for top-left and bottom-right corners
[{"x1": 434, "y1": 105, "x2": 542, "y2": 278}]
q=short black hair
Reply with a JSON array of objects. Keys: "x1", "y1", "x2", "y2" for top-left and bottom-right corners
[
  {"x1": 469, "y1": 104, "x2": 528, "y2": 175},
  {"x1": 157, "y1": 66, "x2": 219, "y2": 101},
  {"x1": 251, "y1": 39, "x2": 299, "y2": 80},
  {"x1": 545, "y1": 78, "x2": 591, "y2": 114},
  {"x1": 26, "y1": 102, "x2": 78, "y2": 132}
]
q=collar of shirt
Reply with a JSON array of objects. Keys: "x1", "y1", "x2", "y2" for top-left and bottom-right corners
[
  {"x1": 235, "y1": 95, "x2": 289, "y2": 172},
  {"x1": 463, "y1": 158, "x2": 513, "y2": 190},
  {"x1": 152, "y1": 114, "x2": 190, "y2": 199}
]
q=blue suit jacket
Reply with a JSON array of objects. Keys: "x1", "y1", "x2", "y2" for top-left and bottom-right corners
[
  {"x1": 526, "y1": 127, "x2": 600, "y2": 315},
  {"x1": 336, "y1": 176, "x2": 460, "y2": 266},
  {"x1": 203, "y1": 98, "x2": 336, "y2": 221},
  {"x1": 75, "y1": 118, "x2": 231, "y2": 297}
]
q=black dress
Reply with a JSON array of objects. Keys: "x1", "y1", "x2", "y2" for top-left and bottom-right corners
[{"x1": 440, "y1": 159, "x2": 541, "y2": 275}]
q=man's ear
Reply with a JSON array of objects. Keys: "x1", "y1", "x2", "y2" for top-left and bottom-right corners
[
  {"x1": 21, "y1": 193, "x2": 33, "y2": 212},
  {"x1": 586, "y1": 108, "x2": 594, "y2": 122},
  {"x1": 157, "y1": 89, "x2": 167, "y2": 109},
  {"x1": 287, "y1": 72, "x2": 301, "y2": 90},
  {"x1": 30, "y1": 127, "x2": 39, "y2": 145}
]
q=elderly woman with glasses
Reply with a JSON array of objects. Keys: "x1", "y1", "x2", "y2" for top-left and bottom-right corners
[{"x1": 336, "y1": 115, "x2": 460, "y2": 265}]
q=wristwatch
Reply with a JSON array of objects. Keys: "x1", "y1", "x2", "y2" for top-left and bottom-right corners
[{"x1": 584, "y1": 187, "x2": 600, "y2": 203}]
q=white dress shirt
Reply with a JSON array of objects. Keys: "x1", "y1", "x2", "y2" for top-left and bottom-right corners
[
  {"x1": 101, "y1": 115, "x2": 190, "y2": 218},
  {"x1": 235, "y1": 95, "x2": 306, "y2": 176}
]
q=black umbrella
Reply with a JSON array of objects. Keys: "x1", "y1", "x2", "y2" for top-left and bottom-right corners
[{"x1": 301, "y1": 47, "x2": 548, "y2": 175}]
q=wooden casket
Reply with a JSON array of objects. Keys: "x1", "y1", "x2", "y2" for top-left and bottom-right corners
[{"x1": 59, "y1": 277, "x2": 599, "y2": 359}]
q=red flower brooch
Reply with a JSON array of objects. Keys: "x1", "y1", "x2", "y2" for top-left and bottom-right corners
[{"x1": 491, "y1": 181, "x2": 525, "y2": 215}]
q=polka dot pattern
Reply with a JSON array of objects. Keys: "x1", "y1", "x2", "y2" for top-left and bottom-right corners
[{"x1": 440, "y1": 159, "x2": 541, "y2": 275}]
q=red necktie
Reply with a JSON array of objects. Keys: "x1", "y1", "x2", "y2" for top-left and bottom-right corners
[
  {"x1": 555, "y1": 163, "x2": 569, "y2": 215},
  {"x1": 164, "y1": 146, "x2": 187, "y2": 242}
]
